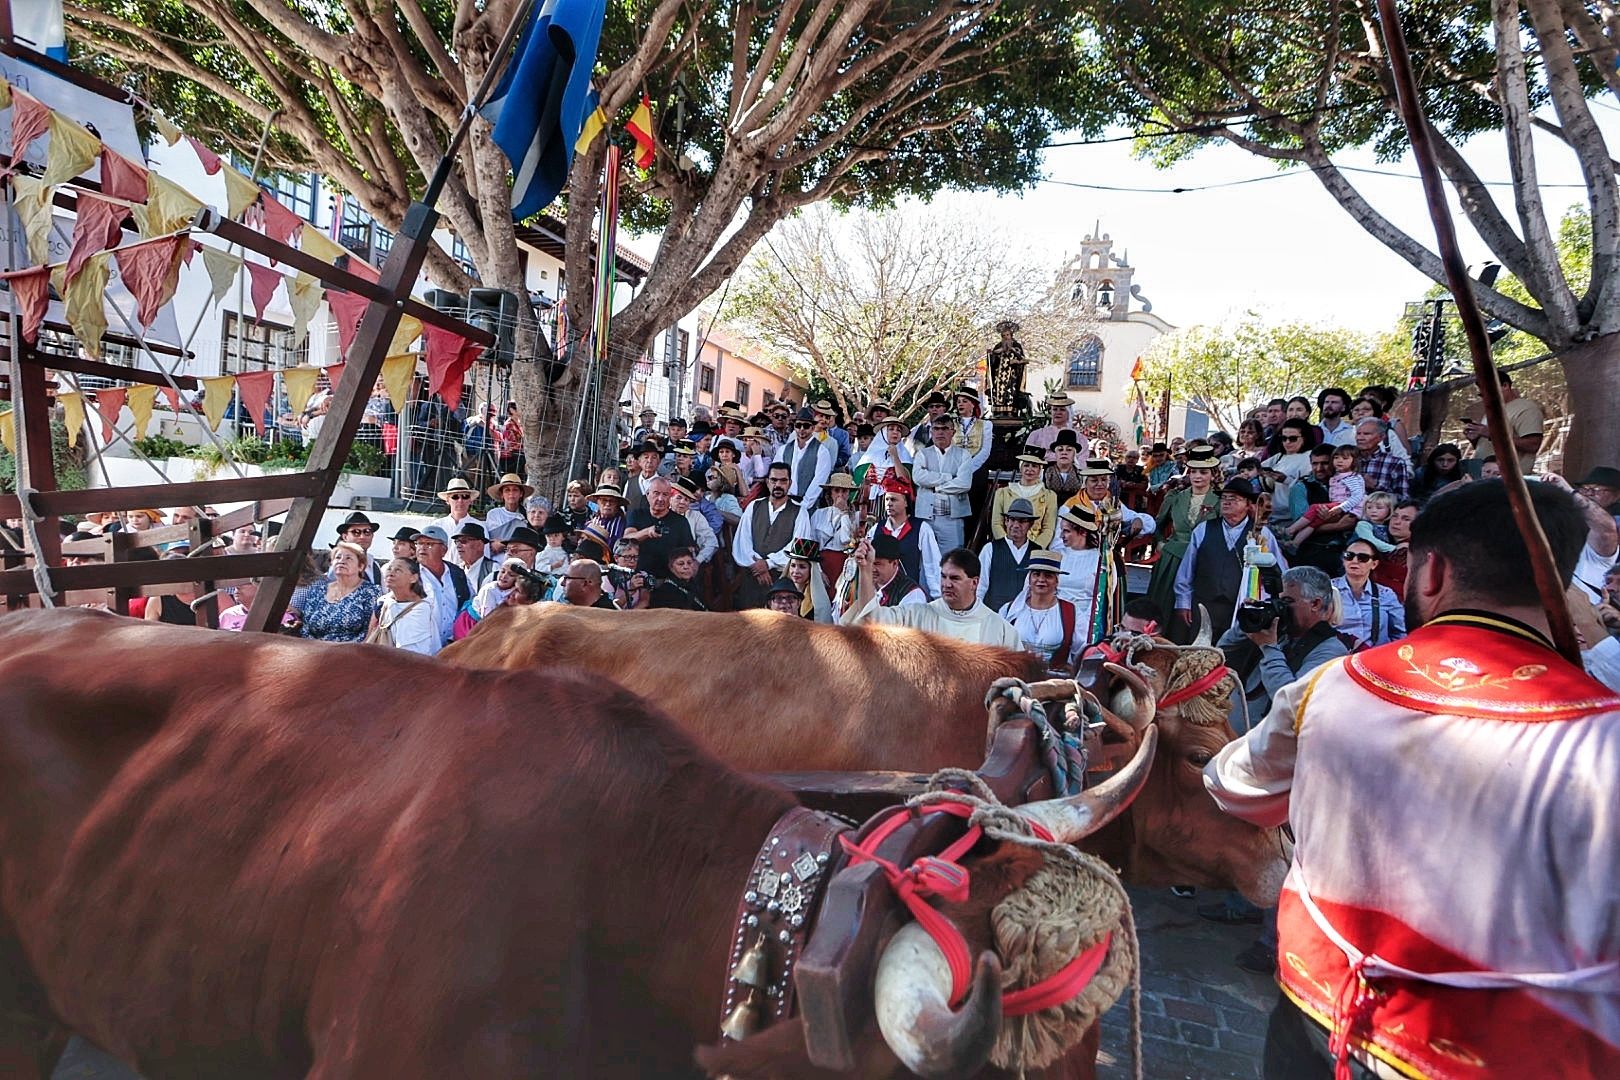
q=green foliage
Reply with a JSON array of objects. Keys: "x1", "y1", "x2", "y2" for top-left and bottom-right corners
[
  {"x1": 1137, "y1": 316, "x2": 1410, "y2": 434},
  {"x1": 131, "y1": 433, "x2": 192, "y2": 461},
  {"x1": 1491, "y1": 207, "x2": 1592, "y2": 364},
  {"x1": 0, "y1": 421, "x2": 89, "y2": 495}
]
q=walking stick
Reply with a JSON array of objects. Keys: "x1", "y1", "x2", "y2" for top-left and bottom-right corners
[{"x1": 1374, "y1": 0, "x2": 1582, "y2": 664}]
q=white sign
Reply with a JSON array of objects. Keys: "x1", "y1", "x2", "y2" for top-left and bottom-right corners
[{"x1": 0, "y1": 54, "x2": 146, "y2": 181}]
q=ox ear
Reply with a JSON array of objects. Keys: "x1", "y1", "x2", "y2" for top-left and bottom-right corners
[
  {"x1": 1193, "y1": 603, "x2": 1213, "y2": 648},
  {"x1": 1102, "y1": 661, "x2": 1155, "y2": 733}
]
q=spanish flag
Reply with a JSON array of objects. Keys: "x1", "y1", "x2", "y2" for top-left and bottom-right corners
[{"x1": 626, "y1": 94, "x2": 656, "y2": 168}]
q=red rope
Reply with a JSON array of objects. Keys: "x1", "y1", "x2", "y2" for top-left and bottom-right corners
[
  {"x1": 1156, "y1": 663, "x2": 1235, "y2": 710},
  {"x1": 840, "y1": 800, "x2": 1109, "y2": 1017}
]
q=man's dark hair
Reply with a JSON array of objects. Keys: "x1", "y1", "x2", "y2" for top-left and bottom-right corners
[
  {"x1": 1309, "y1": 444, "x2": 1334, "y2": 461},
  {"x1": 766, "y1": 461, "x2": 792, "y2": 476},
  {"x1": 1394, "y1": 498, "x2": 1421, "y2": 513},
  {"x1": 1409, "y1": 480, "x2": 1585, "y2": 603},
  {"x1": 941, "y1": 547, "x2": 981, "y2": 578},
  {"x1": 1267, "y1": 397, "x2": 1287, "y2": 409},
  {"x1": 1499, "y1": 371, "x2": 1514, "y2": 387},
  {"x1": 1318, "y1": 387, "x2": 1351, "y2": 411},
  {"x1": 1236, "y1": 456, "x2": 1263, "y2": 471},
  {"x1": 1123, "y1": 597, "x2": 1163, "y2": 623}
]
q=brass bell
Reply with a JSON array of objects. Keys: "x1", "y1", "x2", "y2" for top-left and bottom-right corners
[
  {"x1": 720, "y1": 990, "x2": 761, "y2": 1041},
  {"x1": 730, "y1": 934, "x2": 771, "y2": 988}
]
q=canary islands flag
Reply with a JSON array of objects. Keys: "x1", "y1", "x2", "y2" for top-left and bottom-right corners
[{"x1": 480, "y1": 0, "x2": 607, "y2": 220}]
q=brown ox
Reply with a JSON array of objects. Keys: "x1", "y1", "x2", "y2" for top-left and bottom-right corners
[
  {"x1": 0, "y1": 609, "x2": 1149, "y2": 1080},
  {"x1": 446, "y1": 606, "x2": 1288, "y2": 903}
]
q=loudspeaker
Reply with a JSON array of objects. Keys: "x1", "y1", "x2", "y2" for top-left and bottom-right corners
[
  {"x1": 424, "y1": 290, "x2": 465, "y2": 313},
  {"x1": 468, "y1": 288, "x2": 520, "y2": 365}
]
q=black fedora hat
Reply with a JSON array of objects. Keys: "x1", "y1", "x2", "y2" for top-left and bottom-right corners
[
  {"x1": 505, "y1": 526, "x2": 543, "y2": 549},
  {"x1": 452, "y1": 521, "x2": 488, "y2": 542},
  {"x1": 388, "y1": 526, "x2": 420, "y2": 544},
  {"x1": 336, "y1": 511, "x2": 378, "y2": 535}
]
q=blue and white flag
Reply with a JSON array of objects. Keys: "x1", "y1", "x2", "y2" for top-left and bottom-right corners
[
  {"x1": 12, "y1": 0, "x2": 68, "y2": 60},
  {"x1": 479, "y1": 0, "x2": 607, "y2": 221}
]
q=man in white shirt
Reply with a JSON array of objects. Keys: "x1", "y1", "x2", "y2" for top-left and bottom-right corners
[
  {"x1": 842, "y1": 541, "x2": 1021, "y2": 648},
  {"x1": 732, "y1": 462, "x2": 813, "y2": 608},
  {"x1": 912, "y1": 414, "x2": 975, "y2": 553},
  {"x1": 412, "y1": 525, "x2": 470, "y2": 646},
  {"x1": 976, "y1": 497, "x2": 1038, "y2": 613},
  {"x1": 774, "y1": 406, "x2": 834, "y2": 508},
  {"x1": 1174, "y1": 479, "x2": 1288, "y2": 640},
  {"x1": 1315, "y1": 387, "x2": 1357, "y2": 447},
  {"x1": 451, "y1": 522, "x2": 497, "y2": 591},
  {"x1": 433, "y1": 478, "x2": 486, "y2": 549}
]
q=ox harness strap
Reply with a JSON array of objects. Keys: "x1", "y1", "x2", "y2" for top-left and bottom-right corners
[{"x1": 837, "y1": 800, "x2": 1112, "y2": 1017}]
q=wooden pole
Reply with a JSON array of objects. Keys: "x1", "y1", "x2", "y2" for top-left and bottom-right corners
[{"x1": 1374, "y1": 0, "x2": 1581, "y2": 664}]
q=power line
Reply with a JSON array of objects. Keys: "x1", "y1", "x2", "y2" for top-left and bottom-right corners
[{"x1": 1035, "y1": 159, "x2": 1594, "y2": 195}]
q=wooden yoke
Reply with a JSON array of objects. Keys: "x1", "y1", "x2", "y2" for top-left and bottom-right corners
[{"x1": 792, "y1": 718, "x2": 1054, "y2": 1071}]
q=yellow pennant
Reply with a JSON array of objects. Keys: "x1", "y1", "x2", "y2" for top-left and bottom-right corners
[
  {"x1": 299, "y1": 227, "x2": 346, "y2": 265},
  {"x1": 282, "y1": 366, "x2": 320, "y2": 416},
  {"x1": 201, "y1": 247, "x2": 243, "y2": 304},
  {"x1": 127, "y1": 384, "x2": 158, "y2": 439},
  {"x1": 0, "y1": 75, "x2": 12, "y2": 109},
  {"x1": 0, "y1": 409, "x2": 13, "y2": 455},
  {"x1": 12, "y1": 176, "x2": 56, "y2": 264},
  {"x1": 380, "y1": 353, "x2": 417, "y2": 413},
  {"x1": 153, "y1": 112, "x2": 182, "y2": 146},
  {"x1": 221, "y1": 167, "x2": 261, "y2": 220},
  {"x1": 58, "y1": 391, "x2": 85, "y2": 449},
  {"x1": 575, "y1": 105, "x2": 607, "y2": 155},
  {"x1": 145, "y1": 172, "x2": 205, "y2": 236},
  {"x1": 42, "y1": 109, "x2": 102, "y2": 186},
  {"x1": 288, "y1": 272, "x2": 324, "y2": 345},
  {"x1": 388, "y1": 313, "x2": 423, "y2": 355},
  {"x1": 64, "y1": 251, "x2": 111, "y2": 359},
  {"x1": 201, "y1": 375, "x2": 235, "y2": 430}
]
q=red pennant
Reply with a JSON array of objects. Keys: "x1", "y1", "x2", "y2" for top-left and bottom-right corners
[
  {"x1": 99, "y1": 147, "x2": 149, "y2": 202},
  {"x1": 183, "y1": 239, "x2": 202, "y2": 267},
  {"x1": 345, "y1": 255, "x2": 380, "y2": 284},
  {"x1": 96, "y1": 387, "x2": 127, "y2": 444},
  {"x1": 65, "y1": 193, "x2": 129, "y2": 285},
  {"x1": 325, "y1": 289, "x2": 370, "y2": 359},
  {"x1": 233, "y1": 370, "x2": 274, "y2": 435},
  {"x1": 161, "y1": 386, "x2": 181, "y2": 413},
  {"x1": 9, "y1": 92, "x2": 51, "y2": 160},
  {"x1": 245, "y1": 262, "x2": 282, "y2": 320},
  {"x1": 424, "y1": 324, "x2": 483, "y2": 412},
  {"x1": 112, "y1": 235, "x2": 187, "y2": 329},
  {"x1": 186, "y1": 135, "x2": 223, "y2": 175},
  {"x1": 258, "y1": 194, "x2": 303, "y2": 247},
  {"x1": 1, "y1": 266, "x2": 50, "y2": 343},
  {"x1": 324, "y1": 362, "x2": 345, "y2": 391}
]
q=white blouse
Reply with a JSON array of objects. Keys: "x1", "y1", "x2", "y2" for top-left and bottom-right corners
[{"x1": 376, "y1": 594, "x2": 441, "y2": 655}]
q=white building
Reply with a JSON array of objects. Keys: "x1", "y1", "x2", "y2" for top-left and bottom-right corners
[{"x1": 1024, "y1": 227, "x2": 1206, "y2": 446}]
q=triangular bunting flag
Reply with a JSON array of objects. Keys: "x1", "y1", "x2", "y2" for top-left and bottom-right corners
[
  {"x1": 1, "y1": 266, "x2": 51, "y2": 343},
  {"x1": 0, "y1": 409, "x2": 12, "y2": 456},
  {"x1": 95, "y1": 388, "x2": 127, "y2": 445},
  {"x1": 299, "y1": 227, "x2": 346, "y2": 265},
  {"x1": 575, "y1": 104, "x2": 607, "y2": 155},
  {"x1": 234, "y1": 370, "x2": 274, "y2": 435},
  {"x1": 325, "y1": 289, "x2": 371, "y2": 359},
  {"x1": 388, "y1": 313, "x2": 423, "y2": 354},
  {"x1": 161, "y1": 386, "x2": 181, "y2": 413},
  {"x1": 221, "y1": 167, "x2": 262, "y2": 221},
  {"x1": 64, "y1": 251, "x2": 112, "y2": 358},
  {"x1": 288, "y1": 271, "x2": 324, "y2": 344},
  {"x1": 258, "y1": 194, "x2": 303, "y2": 246},
  {"x1": 64, "y1": 193, "x2": 128, "y2": 285},
  {"x1": 127, "y1": 384, "x2": 158, "y2": 440},
  {"x1": 42, "y1": 110, "x2": 102, "y2": 186},
  {"x1": 11, "y1": 176, "x2": 56, "y2": 264},
  {"x1": 144, "y1": 172, "x2": 205, "y2": 236},
  {"x1": 100, "y1": 147, "x2": 148, "y2": 202},
  {"x1": 423, "y1": 324, "x2": 483, "y2": 412},
  {"x1": 186, "y1": 135, "x2": 223, "y2": 175},
  {"x1": 282, "y1": 365, "x2": 320, "y2": 416},
  {"x1": 113, "y1": 234, "x2": 189, "y2": 329},
  {"x1": 200, "y1": 375, "x2": 235, "y2": 430},
  {"x1": 58, "y1": 391, "x2": 85, "y2": 449},
  {"x1": 201, "y1": 247, "x2": 243, "y2": 304},
  {"x1": 324, "y1": 362, "x2": 346, "y2": 392},
  {"x1": 0, "y1": 74, "x2": 11, "y2": 109},
  {"x1": 245, "y1": 261, "x2": 282, "y2": 320},
  {"x1": 8, "y1": 90, "x2": 51, "y2": 160},
  {"x1": 344, "y1": 255, "x2": 381, "y2": 284},
  {"x1": 380, "y1": 353, "x2": 417, "y2": 413},
  {"x1": 153, "y1": 112, "x2": 182, "y2": 145}
]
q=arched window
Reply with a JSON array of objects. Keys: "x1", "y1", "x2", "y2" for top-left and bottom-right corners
[{"x1": 1066, "y1": 335, "x2": 1103, "y2": 390}]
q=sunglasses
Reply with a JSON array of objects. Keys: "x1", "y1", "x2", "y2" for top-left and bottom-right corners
[
  {"x1": 448, "y1": 493, "x2": 473, "y2": 500},
  {"x1": 344, "y1": 527, "x2": 376, "y2": 536},
  {"x1": 1343, "y1": 551, "x2": 1378, "y2": 563},
  {"x1": 1282, "y1": 434, "x2": 1304, "y2": 442},
  {"x1": 794, "y1": 422, "x2": 812, "y2": 429}
]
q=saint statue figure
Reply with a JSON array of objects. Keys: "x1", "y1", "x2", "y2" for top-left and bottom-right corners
[{"x1": 986, "y1": 319, "x2": 1027, "y2": 423}]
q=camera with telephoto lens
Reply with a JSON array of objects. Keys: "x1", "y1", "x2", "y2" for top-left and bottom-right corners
[
  {"x1": 1236, "y1": 597, "x2": 1288, "y2": 634},
  {"x1": 605, "y1": 565, "x2": 663, "y2": 593},
  {"x1": 509, "y1": 563, "x2": 559, "y2": 594}
]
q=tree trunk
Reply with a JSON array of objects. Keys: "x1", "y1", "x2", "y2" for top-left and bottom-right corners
[{"x1": 1556, "y1": 334, "x2": 1620, "y2": 479}]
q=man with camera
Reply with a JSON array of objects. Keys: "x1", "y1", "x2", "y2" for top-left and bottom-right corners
[{"x1": 1219, "y1": 565, "x2": 1348, "y2": 729}]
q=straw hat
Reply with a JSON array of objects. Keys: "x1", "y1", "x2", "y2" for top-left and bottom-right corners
[{"x1": 486, "y1": 472, "x2": 536, "y2": 500}]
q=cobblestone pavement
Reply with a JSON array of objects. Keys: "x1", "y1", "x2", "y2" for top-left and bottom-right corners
[{"x1": 55, "y1": 887, "x2": 1275, "y2": 1079}]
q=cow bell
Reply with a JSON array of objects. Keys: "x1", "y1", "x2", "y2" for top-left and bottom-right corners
[
  {"x1": 720, "y1": 990, "x2": 762, "y2": 1041},
  {"x1": 731, "y1": 934, "x2": 771, "y2": 989}
]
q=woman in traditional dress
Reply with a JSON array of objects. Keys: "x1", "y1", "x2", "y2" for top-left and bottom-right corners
[
  {"x1": 783, "y1": 538, "x2": 834, "y2": 623},
  {"x1": 1147, "y1": 445, "x2": 1222, "y2": 642},
  {"x1": 1054, "y1": 504, "x2": 1103, "y2": 633},
  {"x1": 998, "y1": 549, "x2": 1079, "y2": 674},
  {"x1": 808, "y1": 471, "x2": 860, "y2": 587}
]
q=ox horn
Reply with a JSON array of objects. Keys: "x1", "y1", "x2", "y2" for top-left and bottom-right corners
[
  {"x1": 874, "y1": 923, "x2": 1002, "y2": 1079},
  {"x1": 1013, "y1": 725, "x2": 1159, "y2": 845},
  {"x1": 1193, "y1": 603, "x2": 1213, "y2": 648},
  {"x1": 1103, "y1": 661, "x2": 1156, "y2": 733}
]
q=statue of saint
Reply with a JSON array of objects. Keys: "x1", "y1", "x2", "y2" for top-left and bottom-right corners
[{"x1": 986, "y1": 319, "x2": 1028, "y2": 423}]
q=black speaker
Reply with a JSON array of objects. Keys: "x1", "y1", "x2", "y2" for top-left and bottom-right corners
[
  {"x1": 468, "y1": 287, "x2": 520, "y2": 365},
  {"x1": 424, "y1": 289, "x2": 465, "y2": 314}
]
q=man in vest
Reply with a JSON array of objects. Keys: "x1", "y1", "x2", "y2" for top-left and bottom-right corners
[
  {"x1": 867, "y1": 478, "x2": 942, "y2": 599},
  {"x1": 1174, "y1": 479, "x2": 1287, "y2": 641},
  {"x1": 976, "y1": 497, "x2": 1038, "y2": 613},
  {"x1": 774, "y1": 406, "x2": 834, "y2": 507},
  {"x1": 912, "y1": 413, "x2": 975, "y2": 554},
  {"x1": 1206, "y1": 480, "x2": 1620, "y2": 1079},
  {"x1": 870, "y1": 531, "x2": 926, "y2": 606},
  {"x1": 732, "y1": 461, "x2": 812, "y2": 609},
  {"x1": 843, "y1": 543, "x2": 1021, "y2": 648}
]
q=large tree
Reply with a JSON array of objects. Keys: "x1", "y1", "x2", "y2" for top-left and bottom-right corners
[
  {"x1": 723, "y1": 203, "x2": 1094, "y2": 420},
  {"x1": 1136, "y1": 316, "x2": 1409, "y2": 433},
  {"x1": 1077, "y1": 0, "x2": 1620, "y2": 473},
  {"x1": 68, "y1": 0, "x2": 1101, "y2": 484}
]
